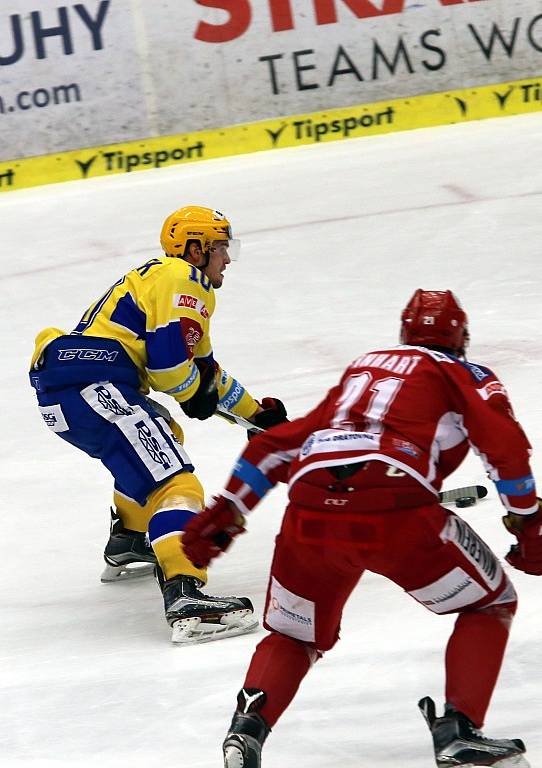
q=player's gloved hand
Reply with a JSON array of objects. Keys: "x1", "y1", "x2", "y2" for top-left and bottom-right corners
[
  {"x1": 247, "y1": 397, "x2": 288, "y2": 439},
  {"x1": 183, "y1": 496, "x2": 246, "y2": 568},
  {"x1": 179, "y1": 360, "x2": 218, "y2": 420},
  {"x1": 503, "y1": 499, "x2": 542, "y2": 575}
]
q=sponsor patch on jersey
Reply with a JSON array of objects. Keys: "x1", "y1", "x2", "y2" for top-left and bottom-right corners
[
  {"x1": 392, "y1": 438, "x2": 419, "y2": 457},
  {"x1": 220, "y1": 379, "x2": 245, "y2": 410},
  {"x1": 173, "y1": 293, "x2": 209, "y2": 319},
  {"x1": 477, "y1": 380, "x2": 507, "y2": 401},
  {"x1": 441, "y1": 515, "x2": 502, "y2": 590},
  {"x1": 409, "y1": 566, "x2": 488, "y2": 613},
  {"x1": 57, "y1": 348, "x2": 119, "y2": 362},
  {"x1": 265, "y1": 577, "x2": 315, "y2": 642},
  {"x1": 495, "y1": 475, "x2": 535, "y2": 496},
  {"x1": 180, "y1": 317, "x2": 203, "y2": 356},
  {"x1": 165, "y1": 364, "x2": 198, "y2": 395},
  {"x1": 38, "y1": 404, "x2": 69, "y2": 432},
  {"x1": 460, "y1": 360, "x2": 492, "y2": 382}
]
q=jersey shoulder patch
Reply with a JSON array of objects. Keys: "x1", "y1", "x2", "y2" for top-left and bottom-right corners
[{"x1": 455, "y1": 359, "x2": 495, "y2": 383}]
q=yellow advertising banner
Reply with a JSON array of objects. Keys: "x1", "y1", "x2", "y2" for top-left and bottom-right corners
[{"x1": 1, "y1": 76, "x2": 540, "y2": 193}]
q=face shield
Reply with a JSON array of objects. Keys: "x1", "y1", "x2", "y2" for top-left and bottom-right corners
[{"x1": 209, "y1": 238, "x2": 241, "y2": 261}]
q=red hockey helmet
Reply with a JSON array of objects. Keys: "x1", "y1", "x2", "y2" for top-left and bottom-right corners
[{"x1": 400, "y1": 289, "x2": 469, "y2": 356}]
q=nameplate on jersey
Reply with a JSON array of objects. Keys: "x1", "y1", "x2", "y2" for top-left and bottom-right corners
[{"x1": 300, "y1": 429, "x2": 380, "y2": 458}]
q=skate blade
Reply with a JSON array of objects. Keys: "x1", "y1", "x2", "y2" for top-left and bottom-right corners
[
  {"x1": 223, "y1": 742, "x2": 245, "y2": 768},
  {"x1": 170, "y1": 610, "x2": 259, "y2": 645},
  {"x1": 440, "y1": 755, "x2": 530, "y2": 768},
  {"x1": 100, "y1": 561, "x2": 155, "y2": 583}
]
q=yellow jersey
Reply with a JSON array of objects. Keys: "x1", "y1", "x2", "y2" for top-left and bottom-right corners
[{"x1": 31, "y1": 256, "x2": 259, "y2": 420}]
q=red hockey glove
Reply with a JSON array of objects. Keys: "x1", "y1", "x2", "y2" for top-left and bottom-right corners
[
  {"x1": 248, "y1": 397, "x2": 288, "y2": 439},
  {"x1": 503, "y1": 500, "x2": 542, "y2": 575},
  {"x1": 183, "y1": 496, "x2": 246, "y2": 568}
]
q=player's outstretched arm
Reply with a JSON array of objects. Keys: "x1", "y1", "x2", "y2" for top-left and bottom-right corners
[{"x1": 183, "y1": 496, "x2": 245, "y2": 568}]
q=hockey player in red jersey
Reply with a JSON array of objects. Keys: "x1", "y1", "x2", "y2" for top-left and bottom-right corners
[{"x1": 183, "y1": 289, "x2": 541, "y2": 767}]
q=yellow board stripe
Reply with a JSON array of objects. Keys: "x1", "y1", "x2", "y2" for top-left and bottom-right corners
[{"x1": 0, "y1": 76, "x2": 540, "y2": 193}]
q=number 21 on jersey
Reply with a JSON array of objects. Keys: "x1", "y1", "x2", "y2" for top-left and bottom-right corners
[{"x1": 331, "y1": 372, "x2": 403, "y2": 433}]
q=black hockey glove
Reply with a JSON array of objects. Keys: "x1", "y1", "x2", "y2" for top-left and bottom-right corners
[
  {"x1": 180, "y1": 360, "x2": 218, "y2": 421},
  {"x1": 247, "y1": 397, "x2": 288, "y2": 439}
]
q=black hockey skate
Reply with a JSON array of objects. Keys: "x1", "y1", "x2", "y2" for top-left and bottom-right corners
[
  {"x1": 100, "y1": 508, "x2": 157, "y2": 582},
  {"x1": 419, "y1": 696, "x2": 530, "y2": 767},
  {"x1": 160, "y1": 574, "x2": 258, "y2": 645},
  {"x1": 223, "y1": 689, "x2": 270, "y2": 768}
]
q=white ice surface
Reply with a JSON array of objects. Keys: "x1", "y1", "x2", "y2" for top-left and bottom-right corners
[{"x1": 2, "y1": 113, "x2": 542, "y2": 767}]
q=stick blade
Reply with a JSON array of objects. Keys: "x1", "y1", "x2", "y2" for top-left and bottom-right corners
[{"x1": 438, "y1": 485, "x2": 488, "y2": 504}]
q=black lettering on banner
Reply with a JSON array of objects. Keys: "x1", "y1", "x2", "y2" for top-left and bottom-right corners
[
  {"x1": 0, "y1": 1, "x2": 110, "y2": 66},
  {"x1": 454, "y1": 97, "x2": 468, "y2": 116},
  {"x1": 265, "y1": 124, "x2": 287, "y2": 146},
  {"x1": 31, "y1": 7, "x2": 73, "y2": 59},
  {"x1": 258, "y1": 53, "x2": 284, "y2": 96},
  {"x1": 0, "y1": 169, "x2": 15, "y2": 187},
  {"x1": 493, "y1": 86, "x2": 513, "y2": 109},
  {"x1": 0, "y1": 15, "x2": 24, "y2": 66},
  {"x1": 74, "y1": 143, "x2": 206, "y2": 178},
  {"x1": 0, "y1": 82, "x2": 82, "y2": 113},
  {"x1": 293, "y1": 49, "x2": 318, "y2": 91},
  {"x1": 372, "y1": 37, "x2": 414, "y2": 78},
  {"x1": 521, "y1": 82, "x2": 542, "y2": 103},
  {"x1": 528, "y1": 14, "x2": 542, "y2": 52},
  {"x1": 266, "y1": 106, "x2": 395, "y2": 147},
  {"x1": 328, "y1": 45, "x2": 364, "y2": 87},
  {"x1": 420, "y1": 29, "x2": 446, "y2": 71},
  {"x1": 75, "y1": 155, "x2": 98, "y2": 178},
  {"x1": 258, "y1": 28, "x2": 446, "y2": 95},
  {"x1": 73, "y1": 1, "x2": 110, "y2": 50},
  {"x1": 468, "y1": 18, "x2": 521, "y2": 59}
]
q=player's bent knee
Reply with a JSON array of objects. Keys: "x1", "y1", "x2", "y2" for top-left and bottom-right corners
[
  {"x1": 475, "y1": 577, "x2": 518, "y2": 628},
  {"x1": 148, "y1": 471, "x2": 204, "y2": 517},
  {"x1": 147, "y1": 472, "x2": 207, "y2": 582}
]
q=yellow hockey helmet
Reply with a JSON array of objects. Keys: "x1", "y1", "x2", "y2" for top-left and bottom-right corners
[{"x1": 160, "y1": 206, "x2": 236, "y2": 259}]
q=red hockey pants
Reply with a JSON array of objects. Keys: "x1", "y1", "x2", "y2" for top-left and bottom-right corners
[{"x1": 244, "y1": 465, "x2": 517, "y2": 728}]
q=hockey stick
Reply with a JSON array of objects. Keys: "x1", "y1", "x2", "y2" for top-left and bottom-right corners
[
  {"x1": 215, "y1": 406, "x2": 488, "y2": 504},
  {"x1": 438, "y1": 485, "x2": 488, "y2": 505},
  {"x1": 215, "y1": 405, "x2": 263, "y2": 433}
]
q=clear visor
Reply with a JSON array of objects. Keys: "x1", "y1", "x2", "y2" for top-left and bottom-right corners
[
  {"x1": 227, "y1": 238, "x2": 241, "y2": 261},
  {"x1": 210, "y1": 238, "x2": 240, "y2": 261}
]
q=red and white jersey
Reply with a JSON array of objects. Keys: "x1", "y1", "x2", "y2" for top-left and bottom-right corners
[{"x1": 223, "y1": 346, "x2": 537, "y2": 517}]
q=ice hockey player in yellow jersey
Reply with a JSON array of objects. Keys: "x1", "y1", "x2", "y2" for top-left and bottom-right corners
[{"x1": 29, "y1": 206, "x2": 287, "y2": 644}]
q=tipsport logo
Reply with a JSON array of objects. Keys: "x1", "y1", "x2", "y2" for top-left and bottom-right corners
[
  {"x1": 0, "y1": 168, "x2": 15, "y2": 187},
  {"x1": 265, "y1": 107, "x2": 395, "y2": 147},
  {"x1": 74, "y1": 143, "x2": 205, "y2": 178}
]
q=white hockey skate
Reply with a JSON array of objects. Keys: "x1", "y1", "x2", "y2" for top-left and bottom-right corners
[
  {"x1": 162, "y1": 575, "x2": 258, "y2": 645},
  {"x1": 419, "y1": 696, "x2": 531, "y2": 768}
]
